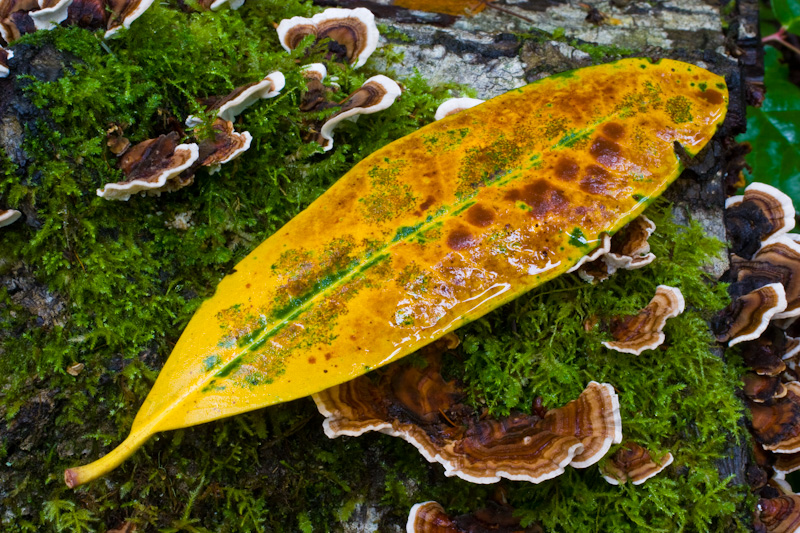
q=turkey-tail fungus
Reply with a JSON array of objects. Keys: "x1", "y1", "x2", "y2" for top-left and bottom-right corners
[
  {"x1": 602, "y1": 285, "x2": 684, "y2": 355},
  {"x1": 600, "y1": 441, "x2": 673, "y2": 485},
  {"x1": 714, "y1": 283, "x2": 787, "y2": 346},
  {"x1": 756, "y1": 494, "x2": 800, "y2": 533},
  {"x1": 406, "y1": 501, "x2": 543, "y2": 533},
  {"x1": 725, "y1": 182, "x2": 795, "y2": 258}
]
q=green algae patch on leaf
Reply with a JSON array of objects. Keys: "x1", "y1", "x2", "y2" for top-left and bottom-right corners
[{"x1": 64, "y1": 58, "x2": 728, "y2": 487}]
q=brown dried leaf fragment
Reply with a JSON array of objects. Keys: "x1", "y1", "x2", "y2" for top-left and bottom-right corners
[
  {"x1": 600, "y1": 441, "x2": 673, "y2": 485},
  {"x1": 602, "y1": 285, "x2": 685, "y2": 355}
]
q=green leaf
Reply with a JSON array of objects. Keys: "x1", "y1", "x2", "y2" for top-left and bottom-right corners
[
  {"x1": 739, "y1": 47, "x2": 800, "y2": 208},
  {"x1": 773, "y1": 0, "x2": 800, "y2": 34}
]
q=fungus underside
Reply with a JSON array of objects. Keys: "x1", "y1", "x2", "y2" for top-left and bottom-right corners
[{"x1": 0, "y1": 1, "x2": 749, "y2": 531}]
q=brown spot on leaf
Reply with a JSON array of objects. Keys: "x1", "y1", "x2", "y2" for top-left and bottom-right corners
[
  {"x1": 419, "y1": 195, "x2": 436, "y2": 212},
  {"x1": 602, "y1": 122, "x2": 624, "y2": 140},
  {"x1": 465, "y1": 204, "x2": 495, "y2": 228},
  {"x1": 580, "y1": 165, "x2": 612, "y2": 195},
  {"x1": 447, "y1": 228, "x2": 477, "y2": 251},
  {"x1": 308, "y1": 356, "x2": 317, "y2": 364},
  {"x1": 554, "y1": 157, "x2": 580, "y2": 181},
  {"x1": 245, "y1": 283, "x2": 251, "y2": 289},
  {"x1": 505, "y1": 179, "x2": 570, "y2": 218},
  {"x1": 590, "y1": 137, "x2": 623, "y2": 168},
  {"x1": 697, "y1": 89, "x2": 724, "y2": 105},
  {"x1": 325, "y1": 352, "x2": 333, "y2": 361}
]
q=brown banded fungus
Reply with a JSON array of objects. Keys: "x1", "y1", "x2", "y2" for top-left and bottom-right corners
[
  {"x1": 751, "y1": 382, "x2": 800, "y2": 454},
  {"x1": 567, "y1": 233, "x2": 610, "y2": 275},
  {"x1": 602, "y1": 285, "x2": 684, "y2": 355},
  {"x1": 195, "y1": 118, "x2": 251, "y2": 175},
  {"x1": 738, "y1": 326, "x2": 796, "y2": 376},
  {"x1": 96, "y1": 132, "x2": 199, "y2": 200},
  {"x1": 0, "y1": 208, "x2": 22, "y2": 228},
  {"x1": 0, "y1": 46, "x2": 11, "y2": 77},
  {"x1": 300, "y1": 63, "x2": 335, "y2": 112},
  {"x1": 434, "y1": 97, "x2": 485, "y2": 121},
  {"x1": 104, "y1": 0, "x2": 156, "y2": 38},
  {"x1": 726, "y1": 182, "x2": 795, "y2": 258},
  {"x1": 600, "y1": 441, "x2": 673, "y2": 485},
  {"x1": 745, "y1": 373, "x2": 789, "y2": 403},
  {"x1": 0, "y1": 0, "x2": 39, "y2": 44},
  {"x1": 276, "y1": 7, "x2": 379, "y2": 69},
  {"x1": 186, "y1": 71, "x2": 285, "y2": 127},
  {"x1": 196, "y1": 0, "x2": 244, "y2": 11},
  {"x1": 756, "y1": 494, "x2": 800, "y2": 533},
  {"x1": 774, "y1": 451, "x2": 800, "y2": 478},
  {"x1": 316, "y1": 75, "x2": 401, "y2": 152},
  {"x1": 314, "y1": 344, "x2": 621, "y2": 483},
  {"x1": 727, "y1": 237, "x2": 800, "y2": 320},
  {"x1": 714, "y1": 283, "x2": 787, "y2": 347},
  {"x1": 28, "y1": 0, "x2": 73, "y2": 30},
  {"x1": 406, "y1": 501, "x2": 543, "y2": 533},
  {"x1": 576, "y1": 215, "x2": 657, "y2": 283}
]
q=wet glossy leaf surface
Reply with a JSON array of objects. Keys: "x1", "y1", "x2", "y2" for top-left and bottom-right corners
[{"x1": 67, "y1": 58, "x2": 728, "y2": 486}]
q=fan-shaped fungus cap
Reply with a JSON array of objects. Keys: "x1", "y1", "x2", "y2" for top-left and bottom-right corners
[
  {"x1": 604, "y1": 214, "x2": 657, "y2": 270},
  {"x1": 715, "y1": 283, "x2": 787, "y2": 346},
  {"x1": 186, "y1": 72, "x2": 285, "y2": 127},
  {"x1": 602, "y1": 285, "x2": 685, "y2": 355},
  {"x1": 276, "y1": 7, "x2": 379, "y2": 68},
  {"x1": 300, "y1": 63, "x2": 333, "y2": 112},
  {"x1": 600, "y1": 442, "x2": 673, "y2": 485},
  {"x1": 28, "y1": 0, "x2": 73, "y2": 30},
  {"x1": 314, "y1": 340, "x2": 621, "y2": 484},
  {"x1": 0, "y1": 47, "x2": 11, "y2": 77},
  {"x1": 64, "y1": 0, "x2": 106, "y2": 28},
  {"x1": 197, "y1": 0, "x2": 244, "y2": 11},
  {"x1": 406, "y1": 501, "x2": 543, "y2": 533},
  {"x1": 567, "y1": 233, "x2": 610, "y2": 274},
  {"x1": 726, "y1": 183, "x2": 795, "y2": 258},
  {"x1": 434, "y1": 98, "x2": 485, "y2": 121},
  {"x1": 196, "y1": 118, "x2": 252, "y2": 174},
  {"x1": 104, "y1": 0, "x2": 155, "y2": 38},
  {"x1": 745, "y1": 373, "x2": 789, "y2": 403},
  {"x1": 757, "y1": 495, "x2": 800, "y2": 533},
  {"x1": 751, "y1": 382, "x2": 800, "y2": 454},
  {"x1": 97, "y1": 132, "x2": 199, "y2": 200},
  {"x1": 0, "y1": 209, "x2": 22, "y2": 227},
  {"x1": 316, "y1": 75, "x2": 400, "y2": 152},
  {"x1": 774, "y1": 451, "x2": 800, "y2": 477},
  {"x1": 738, "y1": 326, "x2": 795, "y2": 376},
  {"x1": 1, "y1": 0, "x2": 39, "y2": 43}
]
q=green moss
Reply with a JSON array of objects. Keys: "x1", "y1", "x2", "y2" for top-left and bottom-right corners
[{"x1": 0, "y1": 2, "x2": 747, "y2": 531}]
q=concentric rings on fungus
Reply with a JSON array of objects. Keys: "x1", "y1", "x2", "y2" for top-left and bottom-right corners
[
  {"x1": 96, "y1": 132, "x2": 199, "y2": 200},
  {"x1": 28, "y1": 0, "x2": 73, "y2": 30},
  {"x1": 751, "y1": 382, "x2": 800, "y2": 454},
  {"x1": 315, "y1": 75, "x2": 401, "y2": 152},
  {"x1": 745, "y1": 373, "x2": 789, "y2": 403},
  {"x1": 195, "y1": 118, "x2": 252, "y2": 175},
  {"x1": 602, "y1": 285, "x2": 685, "y2": 355},
  {"x1": 0, "y1": 209, "x2": 22, "y2": 228},
  {"x1": 0, "y1": 0, "x2": 39, "y2": 44},
  {"x1": 406, "y1": 501, "x2": 543, "y2": 533},
  {"x1": 0, "y1": 46, "x2": 11, "y2": 77},
  {"x1": 186, "y1": 72, "x2": 285, "y2": 127},
  {"x1": 313, "y1": 338, "x2": 621, "y2": 484},
  {"x1": 276, "y1": 7, "x2": 379, "y2": 68},
  {"x1": 714, "y1": 282, "x2": 787, "y2": 347},
  {"x1": 756, "y1": 494, "x2": 800, "y2": 533},
  {"x1": 726, "y1": 182, "x2": 795, "y2": 258},
  {"x1": 104, "y1": 0, "x2": 156, "y2": 38},
  {"x1": 576, "y1": 215, "x2": 657, "y2": 283},
  {"x1": 600, "y1": 441, "x2": 673, "y2": 485}
]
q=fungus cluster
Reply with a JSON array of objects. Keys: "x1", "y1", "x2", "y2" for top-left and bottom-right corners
[
  {"x1": 313, "y1": 333, "x2": 622, "y2": 484},
  {"x1": 407, "y1": 501, "x2": 542, "y2": 533},
  {"x1": 600, "y1": 441, "x2": 674, "y2": 485},
  {"x1": 718, "y1": 182, "x2": 800, "y2": 530},
  {"x1": 602, "y1": 285, "x2": 685, "y2": 355},
  {"x1": 574, "y1": 215, "x2": 657, "y2": 283}
]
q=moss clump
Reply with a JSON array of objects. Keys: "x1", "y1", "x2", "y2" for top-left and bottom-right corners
[{"x1": 0, "y1": 2, "x2": 746, "y2": 531}]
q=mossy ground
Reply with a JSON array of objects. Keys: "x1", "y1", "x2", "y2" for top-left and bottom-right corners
[{"x1": 0, "y1": 1, "x2": 749, "y2": 531}]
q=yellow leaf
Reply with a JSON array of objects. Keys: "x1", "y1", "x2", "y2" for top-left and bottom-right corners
[{"x1": 65, "y1": 58, "x2": 728, "y2": 487}]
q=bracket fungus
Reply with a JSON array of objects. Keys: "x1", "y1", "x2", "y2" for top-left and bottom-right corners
[
  {"x1": 0, "y1": 0, "x2": 38, "y2": 44},
  {"x1": 576, "y1": 215, "x2": 657, "y2": 283},
  {"x1": 714, "y1": 283, "x2": 787, "y2": 347},
  {"x1": 434, "y1": 97, "x2": 485, "y2": 121},
  {"x1": 600, "y1": 441, "x2": 673, "y2": 485},
  {"x1": 756, "y1": 494, "x2": 800, "y2": 533},
  {"x1": 96, "y1": 132, "x2": 199, "y2": 200},
  {"x1": 746, "y1": 373, "x2": 789, "y2": 403},
  {"x1": 104, "y1": 0, "x2": 156, "y2": 38},
  {"x1": 726, "y1": 182, "x2": 795, "y2": 258},
  {"x1": 314, "y1": 342, "x2": 622, "y2": 483},
  {"x1": 28, "y1": 0, "x2": 72, "y2": 30},
  {"x1": 299, "y1": 63, "x2": 334, "y2": 112},
  {"x1": 315, "y1": 75, "x2": 401, "y2": 152},
  {"x1": 0, "y1": 208, "x2": 22, "y2": 228},
  {"x1": 196, "y1": 0, "x2": 244, "y2": 11},
  {"x1": 750, "y1": 381, "x2": 800, "y2": 454},
  {"x1": 406, "y1": 501, "x2": 542, "y2": 533},
  {"x1": 186, "y1": 71, "x2": 285, "y2": 127},
  {"x1": 567, "y1": 233, "x2": 610, "y2": 275},
  {"x1": 0, "y1": 46, "x2": 11, "y2": 77},
  {"x1": 195, "y1": 118, "x2": 252, "y2": 175},
  {"x1": 276, "y1": 7, "x2": 379, "y2": 68},
  {"x1": 602, "y1": 285, "x2": 684, "y2": 355}
]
